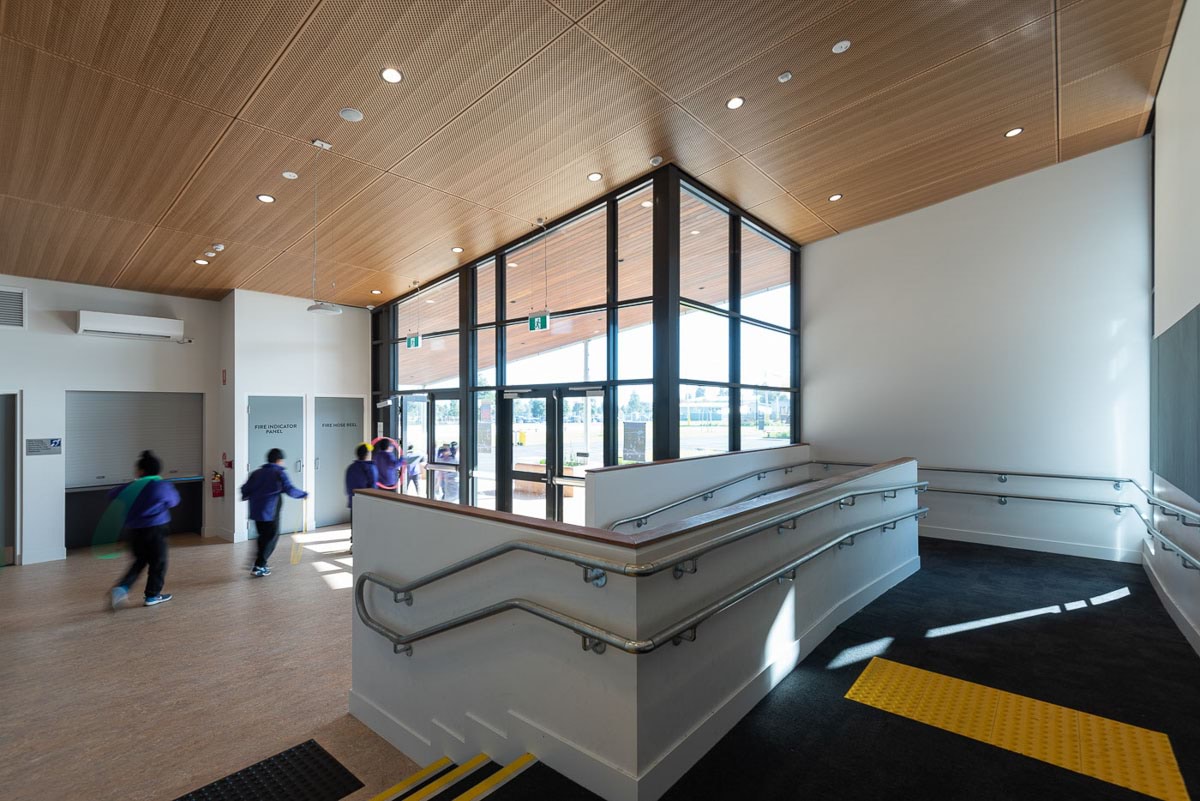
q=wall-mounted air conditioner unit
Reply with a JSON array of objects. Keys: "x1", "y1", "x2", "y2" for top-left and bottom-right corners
[{"x1": 76, "y1": 310, "x2": 185, "y2": 342}]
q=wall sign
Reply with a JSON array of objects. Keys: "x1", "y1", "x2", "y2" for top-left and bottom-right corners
[
  {"x1": 406, "y1": 334, "x2": 422, "y2": 349},
  {"x1": 26, "y1": 437, "x2": 62, "y2": 455},
  {"x1": 528, "y1": 311, "x2": 550, "y2": 332}
]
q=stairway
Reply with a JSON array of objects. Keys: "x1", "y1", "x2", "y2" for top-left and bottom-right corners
[{"x1": 370, "y1": 753, "x2": 538, "y2": 801}]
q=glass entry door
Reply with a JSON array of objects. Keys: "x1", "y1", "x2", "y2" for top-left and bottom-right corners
[
  {"x1": 399, "y1": 392, "x2": 462, "y2": 502},
  {"x1": 509, "y1": 392, "x2": 551, "y2": 519},
  {"x1": 507, "y1": 388, "x2": 605, "y2": 523},
  {"x1": 555, "y1": 390, "x2": 604, "y2": 525},
  {"x1": 400, "y1": 395, "x2": 428, "y2": 497}
]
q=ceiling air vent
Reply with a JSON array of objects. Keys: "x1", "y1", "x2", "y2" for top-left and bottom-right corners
[{"x1": 0, "y1": 287, "x2": 26, "y2": 330}]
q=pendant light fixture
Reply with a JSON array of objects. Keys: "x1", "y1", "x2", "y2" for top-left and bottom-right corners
[{"x1": 307, "y1": 139, "x2": 342, "y2": 316}]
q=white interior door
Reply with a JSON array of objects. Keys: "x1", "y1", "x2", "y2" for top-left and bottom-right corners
[
  {"x1": 0, "y1": 394, "x2": 15, "y2": 565},
  {"x1": 315, "y1": 397, "x2": 364, "y2": 528},
  {"x1": 247, "y1": 396, "x2": 305, "y2": 536}
]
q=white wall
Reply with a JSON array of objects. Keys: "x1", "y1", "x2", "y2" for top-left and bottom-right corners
[
  {"x1": 213, "y1": 289, "x2": 370, "y2": 540},
  {"x1": 1153, "y1": 0, "x2": 1200, "y2": 337},
  {"x1": 0, "y1": 274, "x2": 221, "y2": 563},
  {"x1": 0, "y1": 277, "x2": 369, "y2": 559},
  {"x1": 802, "y1": 138, "x2": 1152, "y2": 559}
]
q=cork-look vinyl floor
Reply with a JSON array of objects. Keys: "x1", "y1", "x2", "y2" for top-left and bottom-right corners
[{"x1": 0, "y1": 529, "x2": 420, "y2": 800}]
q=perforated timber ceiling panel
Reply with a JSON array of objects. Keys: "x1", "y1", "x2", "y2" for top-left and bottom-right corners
[{"x1": 0, "y1": 0, "x2": 1186, "y2": 305}]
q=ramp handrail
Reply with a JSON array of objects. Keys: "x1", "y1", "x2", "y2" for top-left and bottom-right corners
[
  {"x1": 607, "y1": 461, "x2": 814, "y2": 530},
  {"x1": 822, "y1": 461, "x2": 1200, "y2": 570},
  {"x1": 357, "y1": 480, "x2": 927, "y2": 605},
  {"x1": 818, "y1": 461, "x2": 1139, "y2": 489},
  {"x1": 923, "y1": 487, "x2": 1200, "y2": 571},
  {"x1": 356, "y1": 507, "x2": 928, "y2": 656}
]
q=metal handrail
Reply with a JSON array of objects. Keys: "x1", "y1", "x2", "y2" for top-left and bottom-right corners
[
  {"x1": 360, "y1": 480, "x2": 927, "y2": 604},
  {"x1": 1133, "y1": 485, "x2": 1200, "y2": 527},
  {"x1": 925, "y1": 487, "x2": 1136, "y2": 514},
  {"x1": 821, "y1": 461, "x2": 1200, "y2": 527},
  {"x1": 608, "y1": 461, "x2": 814, "y2": 529},
  {"x1": 356, "y1": 507, "x2": 929, "y2": 656},
  {"x1": 924, "y1": 486, "x2": 1200, "y2": 571},
  {"x1": 819, "y1": 461, "x2": 1138, "y2": 490}
]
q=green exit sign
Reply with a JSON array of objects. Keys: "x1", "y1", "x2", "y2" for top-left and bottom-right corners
[
  {"x1": 405, "y1": 334, "x2": 422, "y2": 349},
  {"x1": 528, "y1": 311, "x2": 550, "y2": 332}
]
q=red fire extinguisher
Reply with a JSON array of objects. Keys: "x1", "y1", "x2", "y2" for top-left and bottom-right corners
[{"x1": 211, "y1": 470, "x2": 225, "y2": 498}]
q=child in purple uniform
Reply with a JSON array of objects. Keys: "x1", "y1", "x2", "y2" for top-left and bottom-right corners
[{"x1": 109, "y1": 451, "x2": 180, "y2": 609}]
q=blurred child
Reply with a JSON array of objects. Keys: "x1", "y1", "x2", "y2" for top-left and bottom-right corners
[
  {"x1": 109, "y1": 450, "x2": 180, "y2": 609},
  {"x1": 240, "y1": 448, "x2": 307, "y2": 577}
]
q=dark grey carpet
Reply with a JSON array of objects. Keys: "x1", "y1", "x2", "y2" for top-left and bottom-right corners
[{"x1": 490, "y1": 538, "x2": 1200, "y2": 800}]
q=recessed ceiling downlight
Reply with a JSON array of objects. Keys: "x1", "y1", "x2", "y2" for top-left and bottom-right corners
[
  {"x1": 828, "y1": 193, "x2": 843, "y2": 202},
  {"x1": 380, "y1": 67, "x2": 403, "y2": 84},
  {"x1": 690, "y1": 230, "x2": 700, "y2": 235},
  {"x1": 726, "y1": 96, "x2": 745, "y2": 109},
  {"x1": 587, "y1": 172, "x2": 603, "y2": 182},
  {"x1": 257, "y1": 194, "x2": 275, "y2": 203},
  {"x1": 204, "y1": 251, "x2": 217, "y2": 257},
  {"x1": 649, "y1": 155, "x2": 664, "y2": 167},
  {"x1": 832, "y1": 40, "x2": 852, "y2": 54},
  {"x1": 194, "y1": 259, "x2": 209, "y2": 265},
  {"x1": 641, "y1": 200, "x2": 653, "y2": 208},
  {"x1": 212, "y1": 243, "x2": 225, "y2": 251},
  {"x1": 370, "y1": 289, "x2": 382, "y2": 295},
  {"x1": 451, "y1": 246, "x2": 464, "y2": 253},
  {"x1": 1005, "y1": 127, "x2": 1024, "y2": 138},
  {"x1": 778, "y1": 71, "x2": 793, "y2": 83},
  {"x1": 339, "y1": 107, "x2": 364, "y2": 122}
]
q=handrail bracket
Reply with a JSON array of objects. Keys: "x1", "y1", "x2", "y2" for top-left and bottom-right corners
[
  {"x1": 581, "y1": 635, "x2": 607, "y2": 654},
  {"x1": 394, "y1": 590, "x2": 414, "y2": 606},
  {"x1": 838, "y1": 536, "x2": 856, "y2": 550},
  {"x1": 581, "y1": 565, "x2": 608, "y2": 588},
  {"x1": 838, "y1": 496, "x2": 856, "y2": 510},
  {"x1": 673, "y1": 558, "x2": 698, "y2": 580},
  {"x1": 776, "y1": 568, "x2": 797, "y2": 585},
  {"x1": 671, "y1": 628, "x2": 697, "y2": 646},
  {"x1": 776, "y1": 518, "x2": 797, "y2": 535}
]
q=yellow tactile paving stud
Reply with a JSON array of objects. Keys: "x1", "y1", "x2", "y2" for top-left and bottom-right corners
[
  {"x1": 991, "y1": 691, "x2": 1081, "y2": 773},
  {"x1": 845, "y1": 658, "x2": 1191, "y2": 801},
  {"x1": 1078, "y1": 712, "x2": 1191, "y2": 801}
]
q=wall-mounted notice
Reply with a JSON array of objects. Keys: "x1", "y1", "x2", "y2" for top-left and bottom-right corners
[{"x1": 27, "y1": 437, "x2": 62, "y2": 456}]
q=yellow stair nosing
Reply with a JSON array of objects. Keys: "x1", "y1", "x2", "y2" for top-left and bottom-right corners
[
  {"x1": 368, "y1": 756, "x2": 455, "y2": 801},
  {"x1": 403, "y1": 753, "x2": 492, "y2": 801},
  {"x1": 452, "y1": 753, "x2": 538, "y2": 801}
]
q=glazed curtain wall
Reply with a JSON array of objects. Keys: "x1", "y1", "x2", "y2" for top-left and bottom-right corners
[{"x1": 370, "y1": 165, "x2": 802, "y2": 510}]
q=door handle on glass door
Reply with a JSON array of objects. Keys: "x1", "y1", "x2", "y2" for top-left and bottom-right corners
[{"x1": 296, "y1": 460, "x2": 302, "y2": 473}]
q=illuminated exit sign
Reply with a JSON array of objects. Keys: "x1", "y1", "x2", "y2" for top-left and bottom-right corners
[
  {"x1": 528, "y1": 311, "x2": 550, "y2": 332},
  {"x1": 405, "y1": 334, "x2": 422, "y2": 349}
]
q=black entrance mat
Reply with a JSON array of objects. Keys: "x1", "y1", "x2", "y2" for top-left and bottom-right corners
[{"x1": 173, "y1": 739, "x2": 363, "y2": 801}]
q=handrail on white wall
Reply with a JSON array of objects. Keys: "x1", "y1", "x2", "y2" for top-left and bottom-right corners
[
  {"x1": 812, "y1": 458, "x2": 1200, "y2": 572},
  {"x1": 607, "y1": 460, "x2": 815, "y2": 530},
  {"x1": 356, "y1": 507, "x2": 929, "y2": 657},
  {"x1": 360, "y1": 480, "x2": 927, "y2": 607}
]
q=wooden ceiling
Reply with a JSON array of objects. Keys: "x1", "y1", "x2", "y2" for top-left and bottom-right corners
[{"x1": 0, "y1": 0, "x2": 1184, "y2": 307}]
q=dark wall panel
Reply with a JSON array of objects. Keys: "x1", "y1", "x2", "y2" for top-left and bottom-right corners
[
  {"x1": 1152, "y1": 302, "x2": 1200, "y2": 501},
  {"x1": 65, "y1": 480, "x2": 203, "y2": 550}
]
